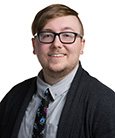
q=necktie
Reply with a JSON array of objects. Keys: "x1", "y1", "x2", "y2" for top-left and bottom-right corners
[{"x1": 32, "y1": 89, "x2": 50, "y2": 138}]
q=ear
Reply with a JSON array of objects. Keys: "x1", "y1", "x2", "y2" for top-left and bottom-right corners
[
  {"x1": 32, "y1": 38, "x2": 36, "y2": 54},
  {"x1": 80, "y1": 38, "x2": 85, "y2": 55}
]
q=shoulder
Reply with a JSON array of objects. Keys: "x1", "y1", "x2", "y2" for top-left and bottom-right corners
[
  {"x1": 77, "y1": 67, "x2": 115, "y2": 115},
  {"x1": 0, "y1": 77, "x2": 37, "y2": 136},
  {"x1": 87, "y1": 72, "x2": 115, "y2": 99},
  {"x1": 83, "y1": 70, "x2": 115, "y2": 121},
  {"x1": 82, "y1": 70, "x2": 115, "y2": 104},
  {"x1": 83, "y1": 73, "x2": 115, "y2": 137},
  {"x1": 10, "y1": 77, "x2": 37, "y2": 92},
  {"x1": 0, "y1": 77, "x2": 37, "y2": 105},
  {"x1": 73, "y1": 63, "x2": 115, "y2": 105},
  {"x1": 9, "y1": 77, "x2": 37, "y2": 95}
]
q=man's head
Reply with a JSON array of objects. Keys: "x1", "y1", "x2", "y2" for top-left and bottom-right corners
[
  {"x1": 32, "y1": 4, "x2": 84, "y2": 37},
  {"x1": 32, "y1": 4, "x2": 85, "y2": 84}
]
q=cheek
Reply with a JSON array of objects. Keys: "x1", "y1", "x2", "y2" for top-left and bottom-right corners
[
  {"x1": 35, "y1": 45, "x2": 50, "y2": 65},
  {"x1": 34, "y1": 42, "x2": 47, "y2": 55},
  {"x1": 67, "y1": 43, "x2": 81, "y2": 58},
  {"x1": 36, "y1": 47, "x2": 47, "y2": 65}
]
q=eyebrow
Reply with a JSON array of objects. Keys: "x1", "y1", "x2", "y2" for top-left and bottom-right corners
[
  {"x1": 42, "y1": 27, "x2": 75, "y2": 32},
  {"x1": 41, "y1": 29, "x2": 53, "y2": 32},
  {"x1": 61, "y1": 27, "x2": 75, "y2": 31}
]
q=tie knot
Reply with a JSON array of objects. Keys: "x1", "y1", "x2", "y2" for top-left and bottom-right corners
[
  {"x1": 45, "y1": 89, "x2": 49, "y2": 94},
  {"x1": 44, "y1": 88, "x2": 50, "y2": 102}
]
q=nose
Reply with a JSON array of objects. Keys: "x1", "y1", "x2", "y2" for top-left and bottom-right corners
[{"x1": 51, "y1": 35, "x2": 63, "y2": 49}]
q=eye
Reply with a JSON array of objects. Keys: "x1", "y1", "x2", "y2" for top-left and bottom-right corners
[
  {"x1": 62, "y1": 33, "x2": 74, "y2": 38},
  {"x1": 63, "y1": 34, "x2": 70, "y2": 37},
  {"x1": 40, "y1": 33, "x2": 54, "y2": 41},
  {"x1": 42, "y1": 34, "x2": 52, "y2": 39}
]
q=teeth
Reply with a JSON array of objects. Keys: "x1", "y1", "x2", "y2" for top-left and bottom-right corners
[{"x1": 51, "y1": 54, "x2": 65, "y2": 57}]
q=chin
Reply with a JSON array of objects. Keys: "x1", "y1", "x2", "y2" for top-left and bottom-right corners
[
  {"x1": 49, "y1": 67, "x2": 66, "y2": 73},
  {"x1": 48, "y1": 65, "x2": 76, "y2": 76},
  {"x1": 49, "y1": 64, "x2": 67, "y2": 71},
  {"x1": 43, "y1": 62, "x2": 78, "y2": 75}
]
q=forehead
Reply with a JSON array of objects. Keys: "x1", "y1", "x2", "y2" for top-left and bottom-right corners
[{"x1": 42, "y1": 15, "x2": 81, "y2": 33}]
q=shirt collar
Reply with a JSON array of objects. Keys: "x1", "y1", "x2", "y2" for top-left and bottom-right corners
[{"x1": 36, "y1": 65, "x2": 79, "y2": 100}]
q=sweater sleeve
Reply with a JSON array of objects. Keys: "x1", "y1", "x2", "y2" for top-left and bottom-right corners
[
  {"x1": 0, "y1": 77, "x2": 36, "y2": 138},
  {"x1": 87, "y1": 83, "x2": 115, "y2": 138}
]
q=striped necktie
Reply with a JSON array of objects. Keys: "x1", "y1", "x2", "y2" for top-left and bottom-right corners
[{"x1": 32, "y1": 89, "x2": 50, "y2": 138}]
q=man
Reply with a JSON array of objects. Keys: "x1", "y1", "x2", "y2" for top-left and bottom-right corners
[{"x1": 0, "y1": 4, "x2": 115, "y2": 138}]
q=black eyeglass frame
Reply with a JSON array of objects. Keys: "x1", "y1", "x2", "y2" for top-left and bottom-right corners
[{"x1": 34, "y1": 31, "x2": 83, "y2": 44}]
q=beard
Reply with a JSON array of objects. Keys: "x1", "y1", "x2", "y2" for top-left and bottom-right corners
[{"x1": 43, "y1": 60, "x2": 78, "y2": 79}]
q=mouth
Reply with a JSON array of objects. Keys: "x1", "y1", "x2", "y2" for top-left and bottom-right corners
[{"x1": 49, "y1": 54, "x2": 66, "y2": 57}]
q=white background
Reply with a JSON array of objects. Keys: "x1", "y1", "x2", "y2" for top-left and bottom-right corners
[{"x1": 0, "y1": 0, "x2": 115, "y2": 101}]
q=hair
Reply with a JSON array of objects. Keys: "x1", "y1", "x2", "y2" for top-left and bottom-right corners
[{"x1": 31, "y1": 4, "x2": 84, "y2": 36}]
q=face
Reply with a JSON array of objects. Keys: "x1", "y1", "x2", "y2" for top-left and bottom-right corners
[{"x1": 32, "y1": 16, "x2": 85, "y2": 77}]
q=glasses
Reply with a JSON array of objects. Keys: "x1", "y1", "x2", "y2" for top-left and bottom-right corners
[{"x1": 34, "y1": 31, "x2": 83, "y2": 44}]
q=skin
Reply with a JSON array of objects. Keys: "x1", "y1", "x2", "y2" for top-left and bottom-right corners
[{"x1": 32, "y1": 15, "x2": 85, "y2": 85}]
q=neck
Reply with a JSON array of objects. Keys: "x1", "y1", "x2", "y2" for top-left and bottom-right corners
[
  {"x1": 42, "y1": 66, "x2": 77, "y2": 85},
  {"x1": 43, "y1": 71, "x2": 66, "y2": 85}
]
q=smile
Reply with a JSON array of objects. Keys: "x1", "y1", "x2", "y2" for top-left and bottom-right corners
[{"x1": 50, "y1": 54, "x2": 66, "y2": 57}]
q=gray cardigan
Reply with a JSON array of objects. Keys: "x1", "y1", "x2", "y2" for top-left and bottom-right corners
[{"x1": 0, "y1": 62, "x2": 115, "y2": 138}]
